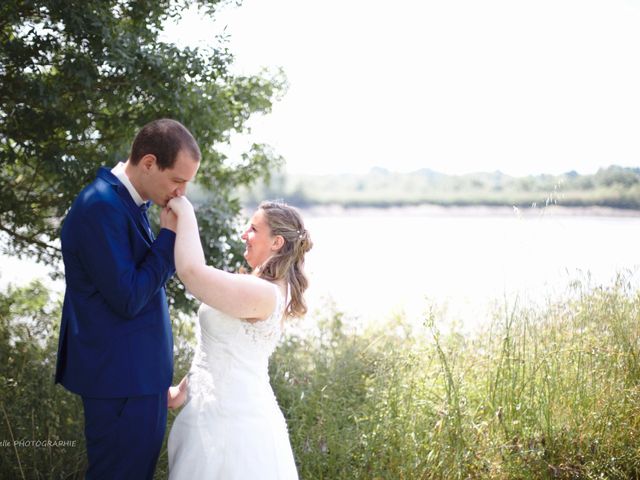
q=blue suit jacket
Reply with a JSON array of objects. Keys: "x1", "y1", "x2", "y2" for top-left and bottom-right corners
[{"x1": 55, "y1": 167, "x2": 175, "y2": 398}]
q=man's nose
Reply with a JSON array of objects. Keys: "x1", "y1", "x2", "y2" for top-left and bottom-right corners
[{"x1": 176, "y1": 184, "x2": 187, "y2": 196}]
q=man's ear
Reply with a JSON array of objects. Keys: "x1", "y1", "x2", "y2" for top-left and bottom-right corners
[
  {"x1": 141, "y1": 154, "x2": 157, "y2": 171},
  {"x1": 272, "y1": 235, "x2": 285, "y2": 252}
]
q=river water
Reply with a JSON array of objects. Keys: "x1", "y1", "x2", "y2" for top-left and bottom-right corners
[
  {"x1": 300, "y1": 205, "x2": 640, "y2": 330},
  {"x1": 2, "y1": 205, "x2": 639, "y2": 330}
]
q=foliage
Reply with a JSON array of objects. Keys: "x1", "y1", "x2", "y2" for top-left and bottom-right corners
[
  {"x1": 4, "y1": 276, "x2": 640, "y2": 478},
  {"x1": 246, "y1": 165, "x2": 640, "y2": 210},
  {"x1": 0, "y1": 281, "x2": 84, "y2": 479},
  {"x1": 0, "y1": 0, "x2": 285, "y2": 312},
  {"x1": 270, "y1": 275, "x2": 640, "y2": 479}
]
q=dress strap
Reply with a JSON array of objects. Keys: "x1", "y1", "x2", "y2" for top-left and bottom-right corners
[
  {"x1": 270, "y1": 282, "x2": 289, "y2": 321},
  {"x1": 271, "y1": 282, "x2": 284, "y2": 314}
]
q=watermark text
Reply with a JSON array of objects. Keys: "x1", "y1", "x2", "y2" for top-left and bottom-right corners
[{"x1": 2, "y1": 439, "x2": 78, "y2": 448}]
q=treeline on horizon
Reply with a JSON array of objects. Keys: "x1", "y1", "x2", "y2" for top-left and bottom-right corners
[{"x1": 242, "y1": 165, "x2": 640, "y2": 210}]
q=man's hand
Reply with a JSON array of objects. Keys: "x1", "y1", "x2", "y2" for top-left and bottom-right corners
[{"x1": 160, "y1": 206, "x2": 178, "y2": 233}]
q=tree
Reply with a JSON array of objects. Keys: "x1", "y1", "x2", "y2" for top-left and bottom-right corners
[{"x1": 0, "y1": 0, "x2": 286, "y2": 312}]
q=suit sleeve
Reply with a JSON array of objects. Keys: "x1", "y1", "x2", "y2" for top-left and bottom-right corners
[{"x1": 76, "y1": 200, "x2": 176, "y2": 319}]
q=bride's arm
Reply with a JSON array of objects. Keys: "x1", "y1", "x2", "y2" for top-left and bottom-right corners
[{"x1": 167, "y1": 197, "x2": 276, "y2": 320}]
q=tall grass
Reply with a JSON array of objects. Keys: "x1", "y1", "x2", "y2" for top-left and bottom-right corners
[
  {"x1": 0, "y1": 281, "x2": 86, "y2": 479},
  {"x1": 271, "y1": 276, "x2": 640, "y2": 479},
  {"x1": 2, "y1": 277, "x2": 639, "y2": 478}
]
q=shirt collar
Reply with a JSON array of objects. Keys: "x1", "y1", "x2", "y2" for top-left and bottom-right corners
[{"x1": 111, "y1": 162, "x2": 145, "y2": 207}]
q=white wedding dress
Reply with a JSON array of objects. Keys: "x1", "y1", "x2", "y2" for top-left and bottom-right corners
[{"x1": 168, "y1": 284, "x2": 298, "y2": 479}]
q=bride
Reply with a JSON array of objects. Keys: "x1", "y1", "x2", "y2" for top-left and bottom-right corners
[{"x1": 165, "y1": 196, "x2": 312, "y2": 479}]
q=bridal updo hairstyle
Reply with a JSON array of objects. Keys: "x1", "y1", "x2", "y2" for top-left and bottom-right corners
[{"x1": 254, "y1": 201, "x2": 313, "y2": 318}]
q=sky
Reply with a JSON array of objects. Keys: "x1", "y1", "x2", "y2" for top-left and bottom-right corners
[{"x1": 162, "y1": 0, "x2": 640, "y2": 176}]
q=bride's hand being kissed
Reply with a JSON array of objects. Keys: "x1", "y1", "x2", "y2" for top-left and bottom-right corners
[{"x1": 167, "y1": 195, "x2": 194, "y2": 218}]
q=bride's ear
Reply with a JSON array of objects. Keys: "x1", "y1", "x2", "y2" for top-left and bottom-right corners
[{"x1": 271, "y1": 235, "x2": 285, "y2": 252}]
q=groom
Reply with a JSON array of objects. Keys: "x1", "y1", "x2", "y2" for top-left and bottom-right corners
[{"x1": 55, "y1": 119, "x2": 200, "y2": 479}]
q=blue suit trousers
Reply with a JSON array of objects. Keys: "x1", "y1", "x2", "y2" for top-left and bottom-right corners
[{"x1": 82, "y1": 393, "x2": 167, "y2": 479}]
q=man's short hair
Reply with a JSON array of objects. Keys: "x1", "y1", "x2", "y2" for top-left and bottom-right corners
[{"x1": 130, "y1": 119, "x2": 201, "y2": 170}]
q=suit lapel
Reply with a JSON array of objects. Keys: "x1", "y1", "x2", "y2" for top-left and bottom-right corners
[
  {"x1": 97, "y1": 167, "x2": 154, "y2": 245},
  {"x1": 114, "y1": 184, "x2": 154, "y2": 245}
]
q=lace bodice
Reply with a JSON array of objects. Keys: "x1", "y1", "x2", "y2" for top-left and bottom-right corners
[{"x1": 186, "y1": 283, "x2": 286, "y2": 406}]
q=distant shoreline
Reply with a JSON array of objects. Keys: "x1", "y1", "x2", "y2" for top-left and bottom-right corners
[
  {"x1": 299, "y1": 204, "x2": 640, "y2": 218},
  {"x1": 245, "y1": 166, "x2": 640, "y2": 212}
]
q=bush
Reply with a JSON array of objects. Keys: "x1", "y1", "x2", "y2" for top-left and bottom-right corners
[
  {"x1": 4, "y1": 276, "x2": 640, "y2": 479},
  {"x1": 0, "y1": 281, "x2": 85, "y2": 479},
  {"x1": 271, "y1": 276, "x2": 640, "y2": 479}
]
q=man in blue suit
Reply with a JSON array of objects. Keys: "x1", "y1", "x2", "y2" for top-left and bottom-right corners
[{"x1": 55, "y1": 118, "x2": 200, "y2": 479}]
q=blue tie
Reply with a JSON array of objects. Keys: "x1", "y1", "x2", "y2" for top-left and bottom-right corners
[{"x1": 140, "y1": 202, "x2": 154, "y2": 240}]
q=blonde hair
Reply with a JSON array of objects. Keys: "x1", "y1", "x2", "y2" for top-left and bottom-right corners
[{"x1": 254, "y1": 201, "x2": 312, "y2": 318}]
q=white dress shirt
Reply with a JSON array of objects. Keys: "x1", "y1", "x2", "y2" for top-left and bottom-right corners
[{"x1": 111, "y1": 162, "x2": 145, "y2": 207}]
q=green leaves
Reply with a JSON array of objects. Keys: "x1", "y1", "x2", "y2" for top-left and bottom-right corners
[{"x1": 0, "y1": 0, "x2": 285, "y2": 312}]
